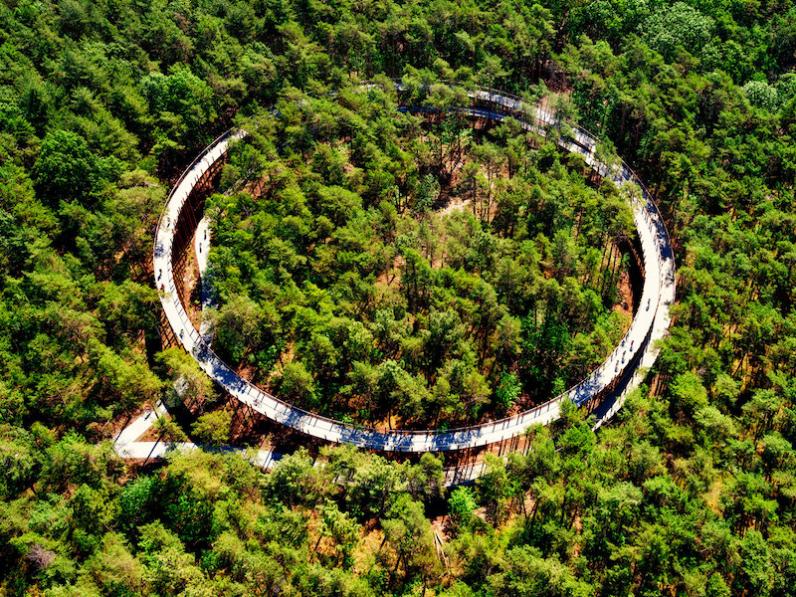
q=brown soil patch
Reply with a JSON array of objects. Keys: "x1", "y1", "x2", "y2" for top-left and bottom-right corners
[
  {"x1": 374, "y1": 253, "x2": 404, "y2": 290},
  {"x1": 177, "y1": 231, "x2": 203, "y2": 329},
  {"x1": 614, "y1": 268, "x2": 634, "y2": 333},
  {"x1": 139, "y1": 421, "x2": 166, "y2": 442}
]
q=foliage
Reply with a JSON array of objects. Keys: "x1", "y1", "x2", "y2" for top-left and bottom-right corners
[
  {"x1": 206, "y1": 88, "x2": 630, "y2": 427},
  {"x1": 0, "y1": 0, "x2": 794, "y2": 594}
]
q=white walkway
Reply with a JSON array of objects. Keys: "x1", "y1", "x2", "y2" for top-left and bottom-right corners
[
  {"x1": 147, "y1": 87, "x2": 675, "y2": 454},
  {"x1": 111, "y1": 399, "x2": 481, "y2": 486},
  {"x1": 113, "y1": 400, "x2": 282, "y2": 470}
]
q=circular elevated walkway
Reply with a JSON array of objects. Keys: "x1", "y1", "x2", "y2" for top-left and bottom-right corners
[{"x1": 152, "y1": 87, "x2": 676, "y2": 453}]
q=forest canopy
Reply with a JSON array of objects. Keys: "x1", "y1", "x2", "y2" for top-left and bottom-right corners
[
  {"x1": 204, "y1": 84, "x2": 634, "y2": 428},
  {"x1": 0, "y1": 0, "x2": 794, "y2": 595}
]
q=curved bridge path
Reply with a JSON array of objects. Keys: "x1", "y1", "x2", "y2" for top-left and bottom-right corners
[{"x1": 151, "y1": 88, "x2": 676, "y2": 454}]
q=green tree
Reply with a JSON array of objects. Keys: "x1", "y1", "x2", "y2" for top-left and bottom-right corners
[
  {"x1": 191, "y1": 410, "x2": 232, "y2": 446},
  {"x1": 639, "y1": 3, "x2": 715, "y2": 63},
  {"x1": 32, "y1": 130, "x2": 110, "y2": 204}
]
